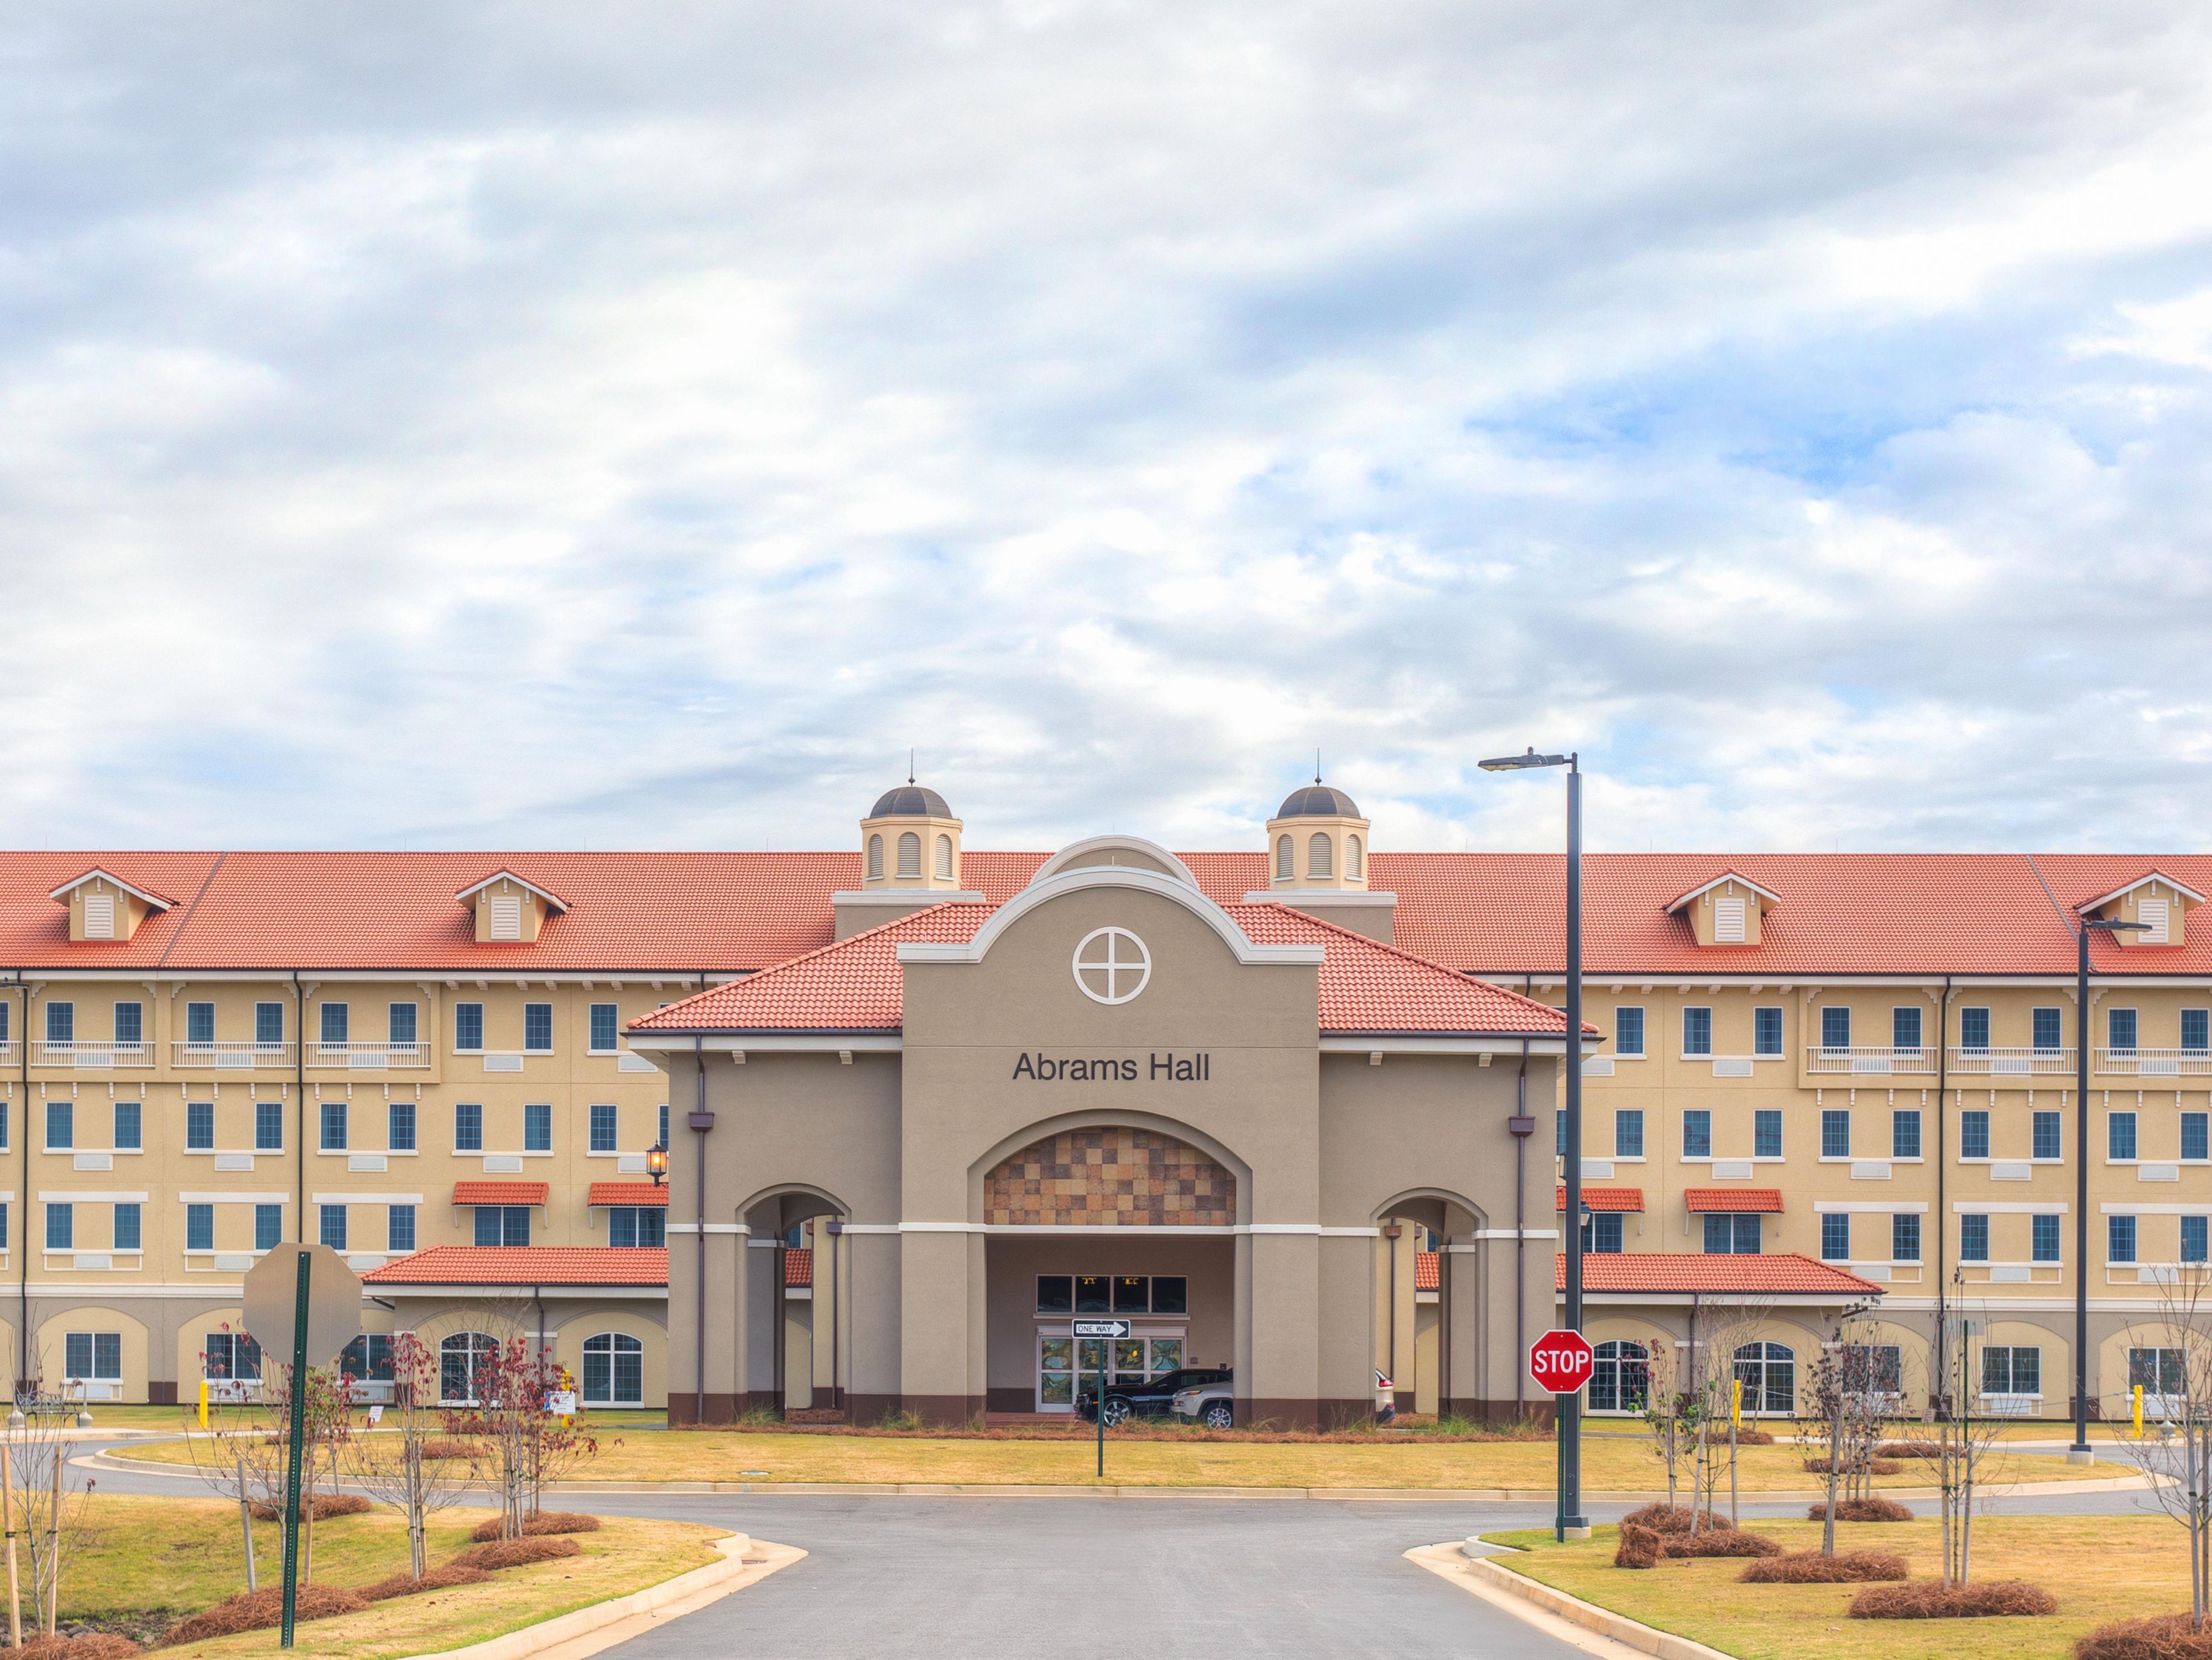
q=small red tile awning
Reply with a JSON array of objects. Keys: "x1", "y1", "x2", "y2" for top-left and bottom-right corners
[
  {"x1": 786, "y1": 1247, "x2": 813, "y2": 1288},
  {"x1": 451, "y1": 1181, "x2": 550, "y2": 1206},
  {"x1": 1413, "y1": 1251, "x2": 1439, "y2": 1292},
  {"x1": 1684, "y1": 1187, "x2": 1783, "y2": 1214},
  {"x1": 364, "y1": 1246, "x2": 667, "y2": 1287},
  {"x1": 586, "y1": 1182, "x2": 669, "y2": 1208},
  {"x1": 1557, "y1": 1252, "x2": 1879, "y2": 1296},
  {"x1": 1555, "y1": 1185, "x2": 1645, "y2": 1213}
]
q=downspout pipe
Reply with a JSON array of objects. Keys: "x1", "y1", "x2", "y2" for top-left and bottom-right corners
[
  {"x1": 16, "y1": 975, "x2": 28, "y2": 1397},
  {"x1": 293, "y1": 972, "x2": 307, "y2": 1244},
  {"x1": 691, "y1": 1019, "x2": 709, "y2": 1426},
  {"x1": 1510, "y1": 1031, "x2": 1533, "y2": 1415},
  {"x1": 1934, "y1": 974, "x2": 1949, "y2": 1419}
]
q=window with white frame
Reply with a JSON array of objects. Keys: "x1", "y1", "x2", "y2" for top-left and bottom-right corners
[
  {"x1": 589, "y1": 1104, "x2": 619, "y2": 1153},
  {"x1": 1682, "y1": 1007, "x2": 1712, "y2": 1057},
  {"x1": 1754, "y1": 1007, "x2": 1782, "y2": 1055},
  {"x1": 1734, "y1": 1342, "x2": 1794, "y2": 1415},
  {"x1": 1588, "y1": 1340, "x2": 1649, "y2": 1413},
  {"x1": 582, "y1": 1333, "x2": 644, "y2": 1404},
  {"x1": 64, "y1": 1333, "x2": 121, "y2": 1382},
  {"x1": 1820, "y1": 1006, "x2": 1850, "y2": 1050},
  {"x1": 589, "y1": 1005, "x2": 619, "y2": 1053},
  {"x1": 1754, "y1": 1109, "x2": 1782, "y2": 1159},
  {"x1": 1822, "y1": 1109, "x2": 1851, "y2": 1158},
  {"x1": 1614, "y1": 1007, "x2": 1644, "y2": 1057},
  {"x1": 609, "y1": 1206, "x2": 665, "y2": 1247},
  {"x1": 1614, "y1": 1110, "x2": 1643, "y2": 1158},
  {"x1": 204, "y1": 1331, "x2": 261, "y2": 1381},
  {"x1": 439, "y1": 1332, "x2": 497, "y2": 1403},
  {"x1": 1981, "y1": 1345, "x2": 2039, "y2": 1397},
  {"x1": 1681, "y1": 1109, "x2": 1711, "y2": 1158}
]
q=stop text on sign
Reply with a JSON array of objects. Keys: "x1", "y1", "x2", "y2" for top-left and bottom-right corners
[{"x1": 1528, "y1": 1329, "x2": 1595, "y2": 1393}]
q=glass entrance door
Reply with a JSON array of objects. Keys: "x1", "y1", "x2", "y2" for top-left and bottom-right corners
[{"x1": 1036, "y1": 1329, "x2": 1188, "y2": 1411}]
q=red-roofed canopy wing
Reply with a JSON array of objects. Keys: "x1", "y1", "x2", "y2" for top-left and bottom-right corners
[
  {"x1": 1554, "y1": 1185, "x2": 1645, "y2": 1213},
  {"x1": 586, "y1": 1182, "x2": 669, "y2": 1208},
  {"x1": 1683, "y1": 1187, "x2": 1783, "y2": 1213},
  {"x1": 452, "y1": 1180, "x2": 550, "y2": 1206}
]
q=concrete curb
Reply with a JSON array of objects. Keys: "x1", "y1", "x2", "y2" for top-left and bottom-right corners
[
  {"x1": 1407, "y1": 1542, "x2": 1735, "y2": 1660},
  {"x1": 398, "y1": 1532, "x2": 804, "y2": 1660}
]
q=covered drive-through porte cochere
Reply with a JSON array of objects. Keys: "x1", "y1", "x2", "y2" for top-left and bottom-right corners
[{"x1": 626, "y1": 836, "x2": 1579, "y2": 1427}]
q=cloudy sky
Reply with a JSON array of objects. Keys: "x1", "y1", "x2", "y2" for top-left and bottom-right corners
[{"x1": 6, "y1": 2, "x2": 2209, "y2": 857}]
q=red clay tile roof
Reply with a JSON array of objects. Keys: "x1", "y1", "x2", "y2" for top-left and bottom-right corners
[
  {"x1": 1556, "y1": 1185, "x2": 1645, "y2": 1213},
  {"x1": 1684, "y1": 1188, "x2": 1784, "y2": 1213},
  {"x1": 630, "y1": 899, "x2": 1575, "y2": 1037},
  {"x1": 786, "y1": 1247, "x2": 812, "y2": 1288},
  {"x1": 1414, "y1": 1250, "x2": 1439, "y2": 1292},
  {"x1": 363, "y1": 1246, "x2": 668, "y2": 1286},
  {"x1": 586, "y1": 1182, "x2": 668, "y2": 1208},
  {"x1": 451, "y1": 1181, "x2": 549, "y2": 1206},
  {"x1": 1558, "y1": 1252, "x2": 1879, "y2": 1295}
]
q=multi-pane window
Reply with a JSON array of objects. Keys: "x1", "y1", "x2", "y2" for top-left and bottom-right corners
[
  {"x1": 44, "y1": 1003, "x2": 72, "y2": 1045},
  {"x1": 321, "y1": 1100, "x2": 348, "y2": 1152},
  {"x1": 1754, "y1": 1007, "x2": 1783, "y2": 1056},
  {"x1": 1682, "y1": 1110, "x2": 1712, "y2": 1159},
  {"x1": 1755, "y1": 1109, "x2": 1782, "y2": 1159},
  {"x1": 255, "y1": 1099, "x2": 283, "y2": 1151},
  {"x1": 591, "y1": 1104, "x2": 620, "y2": 1154},
  {"x1": 320, "y1": 1204, "x2": 348, "y2": 1251},
  {"x1": 186, "y1": 1002, "x2": 215, "y2": 1044},
  {"x1": 1821, "y1": 1006, "x2": 1851, "y2": 1050},
  {"x1": 659, "y1": 1103, "x2": 669, "y2": 1148},
  {"x1": 64, "y1": 1333, "x2": 120, "y2": 1382},
  {"x1": 582, "y1": 1333, "x2": 645, "y2": 1406},
  {"x1": 1582, "y1": 1212, "x2": 1624, "y2": 1252},
  {"x1": 113, "y1": 1002, "x2": 142, "y2": 1047},
  {"x1": 1704, "y1": 1214, "x2": 1759, "y2": 1253},
  {"x1": 1960, "y1": 1214, "x2": 1990, "y2": 1261},
  {"x1": 524, "y1": 1104, "x2": 552, "y2": 1152},
  {"x1": 454, "y1": 1003, "x2": 484, "y2": 1052},
  {"x1": 255, "y1": 1204, "x2": 284, "y2": 1251},
  {"x1": 2109, "y1": 1113, "x2": 2138, "y2": 1161},
  {"x1": 2032, "y1": 1006, "x2": 2064, "y2": 1051},
  {"x1": 590, "y1": 1005, "x2": 620, "y2": 1053},
  {"x1": 1613, "y1": 1110, "x2": 1643, "y2": 1159},
  {"x1": 388, "y1": 1003, "x2": 417, "y2": 1045},
  {"x1": 45, "y1": 1100, "x2": 71, "y2": 1151},
  {"x1": 320, "y1": 1003, "x2": 348, "y2": 1045},
  {"x1": 341, "y1": 1335, "x2": 395, "y2": 1383},
  {"x1": 1682, "y1": 1008, "x2": 1712, "y2": 1057},
  {"x1": 524, "y1": 1004, "x2": 553, "y2": 1052},
  {"x1": 114, "y1": 1099, "x2": 140, "y2": 1151},
  {"x1": 2109, "y1": 1215, "x2": 2138, "y2": 1263},
  {"x1": 1959, "y1": 1007, "x2": 1990, "y2": 1051},
  {"x1": 255, "y1": 1002, "x2": 285, "y2": 1046},
  {"x1": 2109, "y1": 1008, "x2": 2138, "y2": 1053},
  {"x1": 1820, "y1": 1213, "x2": 1850, "y2": 1261},
  {"x1": 186, "y1": 1101, "x2": 215, "y2": 1151},
  {"x1": 2032, "y1": 1214, "x2": 2062, "y2": 1263},
  {"x1": 1892, "y1": 1006, "x2": 1922, "y2": 1050},
  {"x1": 1981, "y1": 1346, "x2": 2039, "y2": 1396},
  {"x1": 2186, "y1": 1009, "x2": 2211, "y2": 1053},
  {"x1": 1821, "y1": 1109, "x2": 1850, "y2": 1159},
  {"x1": 389, "y1": 1100, "x2": 415, "y2": 1152},
  {"x1": 474, "y1": 1206, "x2": 530, "y2": 1246},
  {"x1": 1614, "y1": 1007, "x2": 1644, "y2": 1057},
  {"x1": 609, "y1": 1206, "x2": 667, "y2": 1247},
  {"x1": 2033, "y1": 1110, "x2": 2063, "y2": 1160},
  {"x1": 2133, "y1": 1347, "x2": 2188, "y2": 1396},
  {"x1": 113, "y1": 1203, "x2": 140, "y2": 1251},
  {"x1": 455, "y1": 1104, "x2": 483, "y2": 1152},
  {"x1": 388, "y1": 1204, "x2": 416, "y2": 1252},
  {"x1": 186, "y1": 1204, "x2": 214, "y2": 1252},
  {"x1": 1892, "y1": 1213, "x2": 1921, "y2": 1261},
  {"x1": 1961, "y1": 1110, "x2": 1990, "y2": 1160},
  {"x1": 2185, "y1": 1113, "x2": 2210, "y2": 1163},
  {"x1": 45, "y1": 1203, "x2": 71, "y2": 1250},
  {"x1": 1554, "y1": 1109, "x2": 1566, "y2": 1156},
  {"x1": 1892, "y1": 1110, "x2": 1921, "y2": 1159},
  {"x1": 2185, "y1": 1216, "x2": 2210, "y2": 1263}
]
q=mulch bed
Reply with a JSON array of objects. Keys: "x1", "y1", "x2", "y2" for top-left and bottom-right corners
[
  {"x1": 2075, "y1": 1613, "x2": 2212, "y2": 1658},
  {"x1": 1809, "y1": 1498, "x2": 1914, "y2": 1522},
  {"x1": 357, "y1": 1564, "x2": 491, "y2": 1603},
  {"x1": 1850, "y1": 1580, "x2": 2058, "y2": 1619},
  {"x1": 157, "y1": 1585, "x2": 367, "y2": 1646},
  {"x1": 1803, "y1": 1458, "x2": 1903, "y2": 1475},
  {"x1": 1876, "y1": 1442, "x2": 1943, "y2": 1459},
  {"x1": 247, "y1": 1494, "x2": 372, "y2": 1522},
  {"x1": 1613, "y1": 1518, "x2": 1782, "y2": 1567},
  {"x1": 467, "y1": 1512, "x2": 603, "y2": 1542},
  {"x1": 1619, "y1": 1504, "x2": 1719, "y2": 1534},
  {"x1": 1741, "y1": 1550, "x2": 1908, "y2": 1583},
  {"x1": 448, "y1": 1537, "x2": 583, "y2": 1572},
  {"x1": 2, "y1": 1637, "x2": 144, "y2": 1659}
]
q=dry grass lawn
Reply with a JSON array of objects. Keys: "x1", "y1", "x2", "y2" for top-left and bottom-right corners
[
  {"x1": 124, "y1": 1428, "x2": 2118, "y2": 1490},
  {"x1": 1483, "y1": 1514, "x2": 2188, "y2": 1660},
  {"x1": 38, "y1": 1492, "x2": 723, "y2": 1658}
]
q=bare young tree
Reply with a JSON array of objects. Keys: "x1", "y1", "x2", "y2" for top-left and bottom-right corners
[
  {"x1": 179, "y1": 1354, "x2": 356, "y2": 1589},
  {"x1": 2121, "y1": 1271, "x2": 2212, "y2": 1630},
  {"x1": 1639, "y1": 1338, "x2": 1688, "y2": 1512},
  {"x1": 1685, "y1": 1298, "x2": 1771, "y2": 1533},
  {"x1": 1888, "y1": 1285, "x2": 2010, "y2": 1584},
  {"x1": 442, "y1": 1334, "x2": 596, "y2": 1538},
  {"x1": 342, "y1": 1333, "x2": 476, "y2": 1579},
  {"x1": 3, "y1": 1407, "x2": 97, "y2": 1635}
]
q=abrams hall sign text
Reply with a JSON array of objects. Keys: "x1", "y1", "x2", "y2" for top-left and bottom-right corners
[{"x1": 1011, "y1": 1052, "x2": 1212, "y2": 1083}]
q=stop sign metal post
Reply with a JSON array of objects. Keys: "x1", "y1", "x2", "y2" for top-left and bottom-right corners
[{"x1": 1530, "y1": 1329, "x2": 1595, "y2": 1540}]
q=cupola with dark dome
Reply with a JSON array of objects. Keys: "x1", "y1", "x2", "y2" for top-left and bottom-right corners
[
  {"x1": 1264, "y1": 769, "x2": 1373, "y2": 894},
  {"x1": 1275, "y1": 783, "x2": 1361, "y2": 820},
  {"x1": 858, "y1": 771, "x2": 964, "y2": 895},
  {"x1": 869, "y1": 783, "x2": 953, "y2": 819}
]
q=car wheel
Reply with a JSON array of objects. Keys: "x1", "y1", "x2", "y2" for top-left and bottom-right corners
[
  {"x1": 1099, "y1": 1397, "x2": 1133, "y2": 1427},
  {"x1": 1201, "y1": 1401, "x2": 1234, "y2": 1430}
]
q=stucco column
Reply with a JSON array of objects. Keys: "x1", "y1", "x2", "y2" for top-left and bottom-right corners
[
  {"x1": 899, "y1": 1226, "x2": 980, "y2": 1424},
  {"x1": 667, "y1": 1221, "x2": 743, "y2": 1424},
  {"x1": 844, "y1": 1226, "x2": 904, "y2": 1423},
  {"x1": 1444, "y1": 1238, "x2": 1483, "y2": 1419},
  {"x1": 745, "y1": 1235, "x2": 781, "y2": 1411},
  {"x1": 1316, "y1": 1232, "x2": 1375, "y2": 1420},
  {"x1": 1246, "y1": 1231, "x2": 1322, "y2": 1428}
]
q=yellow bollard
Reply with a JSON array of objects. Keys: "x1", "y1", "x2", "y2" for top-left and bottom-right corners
[
  {"x1": 2135, "y1": 1383, "x2": 2145, "y2": 1440},
  {"x1": 1730, "y1": 1377, "x2": 1742, "y2": 1429},
  {"x1": 198, "y1": 1377, "x2": 208, "y2": 1429}
]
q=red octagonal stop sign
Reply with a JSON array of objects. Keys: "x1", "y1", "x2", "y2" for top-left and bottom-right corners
[{"x1": 1529, "y1": 1329, "x2": 1595, "y2": 1394}]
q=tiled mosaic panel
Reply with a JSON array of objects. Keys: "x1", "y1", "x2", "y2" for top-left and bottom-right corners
[{"x1": 985, "y1": 1127, "x2": 1235, "y2": 1226}]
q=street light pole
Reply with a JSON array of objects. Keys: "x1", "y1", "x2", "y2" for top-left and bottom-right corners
[
  {"x1": 2072, "y1": 909, "x2": 2148, "y2": 1460},
  {"x1": 1479, "y1": 746, "x2": 1588, "y2": 1540}
]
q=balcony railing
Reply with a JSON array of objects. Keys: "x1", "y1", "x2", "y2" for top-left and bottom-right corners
[
  {"x1": 1804, "y1": 1045, "x2": 1936, "y2": 1075},
  {"x1": 32, "y1": 1041, "x2": 152, "y2": 1069},
  {"x1": 309, "y1": 1041, "x2": 429, "y2": 1069},
  {"x1": 172, "y1": 1040, "x2": 297, "y2": 1070},
  {"x1": 2097, "y1": 1048, "x2": 2212, "y2": 1077},
  {"x1": 1949, "y1": 1045, "x2": 2074, "y2": 1076}
]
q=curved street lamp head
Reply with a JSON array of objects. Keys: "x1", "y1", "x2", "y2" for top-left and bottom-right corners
[{"x1": 1479, "y1": 747, "x2": 1572, "y2": 772}]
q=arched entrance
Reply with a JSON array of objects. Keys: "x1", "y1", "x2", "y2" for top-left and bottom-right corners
[
  {"x1": 1370, "y1": 1190, "x2": 1488, "y2": 1420},
  {"x1": 979, "y1": 1127, "x2": 1237, "y2": 1414},
  {"x1": 737, "y1": 1184, "x2": 850, "y2": 1418}
]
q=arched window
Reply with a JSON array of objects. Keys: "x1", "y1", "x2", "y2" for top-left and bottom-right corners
[
  {"x1": 867, "y1": 834, "x2": 884, "y2": 880},
  {"x1": 1734, "y1": 1340, "x2": 1796, "y2": 1417},
  {"x1": 1346, "y1": 834, "x2": 1363, "y2": 878},
  {"x1": 934, "y1": 834, "x2": 953, "y2": 880},
  {"x1": 582, "y1": 1331, "x2": 644, "y2": 1406},
  {"x1": 439, "y1": 1331, "x2": 498, "y2": 1404},
  {"x1": 896, "y1": 831, "x2": 921, "y2": 877},
  {"x1": 1307, "y1": 833, "x2": 1332, "y2": 880},
  {"x1": 1275, "y1": 835, "x2": 1293, "y2": 879},
  {"x1": 1588, "y1": 1339, "x2": 1650, "y2": 1413}
]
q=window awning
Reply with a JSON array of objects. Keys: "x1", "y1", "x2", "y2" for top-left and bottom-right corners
[
  {"x1": 1684, "y1": 1187, "x2": 1783, "y2": 1214},
  {"x1": 452, "y1": 1180, "x2": 549, "y2": 1206},
  {"x1": 586, "y1": 1182, "x2": 669, "y2": 1208},
  {"x1": 1554, "y1": 1184, "x2": 1645, "y2": 1213}
]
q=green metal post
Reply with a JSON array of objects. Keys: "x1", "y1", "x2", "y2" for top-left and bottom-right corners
[
  {"x1": 1095, "y1": 1341, "x2": 1106, "y2": 1479},
  {"x1": 279, "y1": 1250, "x2": 310, "y2": 1646}
]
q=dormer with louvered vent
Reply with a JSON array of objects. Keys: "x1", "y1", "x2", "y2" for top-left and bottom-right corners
[
  {"x1": 456, "y1": 871, "x2": 568, "y2": 945},
  {"x1": 1666, "y1": 872, "x2": 1780, "y2": 948},
  {"x1": 2083, "y1": 871, "x2": 2203, "y2": 949},
  {"x1": 49, "y1": 868, "x2": 173, "y2": 943}
]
